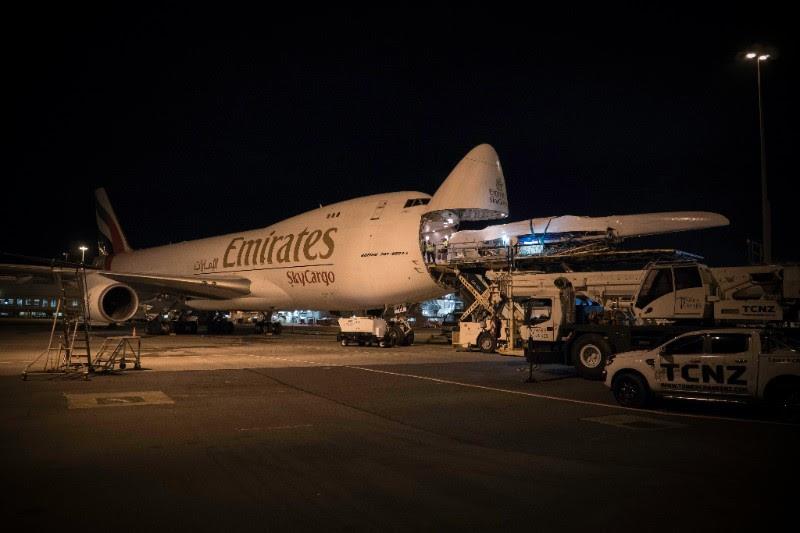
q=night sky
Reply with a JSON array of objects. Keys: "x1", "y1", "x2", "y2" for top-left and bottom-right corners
[{"x1": 5, "y1": 6, "x2": 797, "y2": 266}]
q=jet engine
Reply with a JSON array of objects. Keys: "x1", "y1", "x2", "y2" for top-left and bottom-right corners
[{"x1": 85, "y1": 273, "x2": 139, "y2": 324}]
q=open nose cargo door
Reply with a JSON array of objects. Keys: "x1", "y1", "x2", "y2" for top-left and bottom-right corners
[{"x1": 424, "y1": 143, "x2": 509, "y2": 221}]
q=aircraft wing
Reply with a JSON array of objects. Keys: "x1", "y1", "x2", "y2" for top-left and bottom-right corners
[
  {"x1": 100, "y1": 272, "x2": 251, "y2": 299},
  {"x1": 0, "y1": 263, "x2": 251, "y2": 300}
]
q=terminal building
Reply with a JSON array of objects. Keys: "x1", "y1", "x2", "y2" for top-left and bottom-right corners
[
  {"x1": 1, "y1": 287, "x2": 463, "y2": 326},
  {"x1": 0, "y1": 286, "x2": 80, "y2": 319}
]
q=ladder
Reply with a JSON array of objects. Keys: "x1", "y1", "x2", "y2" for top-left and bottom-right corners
[{"x1": 23, "y1": 266, "x2": 93, "y2": 379}]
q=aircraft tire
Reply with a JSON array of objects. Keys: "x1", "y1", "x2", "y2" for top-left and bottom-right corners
[{"x1": 389, "y1": 326, "x2": 406, "y2": 346}]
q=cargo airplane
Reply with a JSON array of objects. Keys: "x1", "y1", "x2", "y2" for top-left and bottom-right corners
[{"x1": 1, "y1": 145, "x2": 510, "y2": 337}]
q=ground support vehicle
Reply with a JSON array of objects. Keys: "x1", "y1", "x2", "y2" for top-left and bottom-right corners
[
  {"x1": 448, "y1": 262, "x2": 799, "y2": 379},
  {"x1": 439, "y1": 312, "x2": 463, "y2": 342},
  {"x1": 336, "y1": 316, "x2": 414, "y2": 348},
  {"x1": 604, "y1": 329, "x2": 800, "y2": 409}
]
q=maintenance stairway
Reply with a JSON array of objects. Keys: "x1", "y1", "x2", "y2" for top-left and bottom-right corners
[{"x1": 22, "y1": 265, "x2": 141, "y2": 380}]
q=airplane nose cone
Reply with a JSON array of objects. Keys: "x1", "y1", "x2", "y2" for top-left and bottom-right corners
[
  {"x1": 462, "y1": 143, "x2": 500, "y2": 166},
  {"x1": 425, "y1": 144, "x2": 509, "y2": 221}
]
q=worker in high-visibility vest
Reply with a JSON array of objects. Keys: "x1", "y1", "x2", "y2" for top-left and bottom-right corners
[
  {"x1": 439, "y1": 237, "x2": 449, "y2": 263},
  {"x1": 424, "y1": 240, "x2": 435, "y2": 263}
]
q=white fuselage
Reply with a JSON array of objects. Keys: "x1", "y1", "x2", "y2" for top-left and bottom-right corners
[{"x1": 108, "y1": 191, "x2": 444, "y2": 311}]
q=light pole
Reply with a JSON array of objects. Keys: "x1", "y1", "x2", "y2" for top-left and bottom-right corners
[
  {"x1": 745, "y1": 51, "x2": 771, "y2": 263},
  {"x1": 79, "y1": 245, "x2": 88, "y2": 264}
]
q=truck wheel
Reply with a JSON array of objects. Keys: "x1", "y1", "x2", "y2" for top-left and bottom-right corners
[
  {"x1": 572, "y1": 334, "x2": 611, "y2": 380},
  {"x1": 272, "y1": 322, "x2": 282, "y2": 335},
  {"x1": 340, "y1": 338, "x2": 348, "y2": 347},
  {"x1": 612, "y1": 373, "x2": 650, "y2": 408},
  {"x1": 477, "y1": 332, "x2": 496, "y2": 354}
]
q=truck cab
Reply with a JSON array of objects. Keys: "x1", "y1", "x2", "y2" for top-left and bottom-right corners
[
  {"x1": 633, "y1": 263, "x2": 710, "y2": 321},
  {"x1": 604, "y1": 329, "x2": 800, "y2": 409},
  {"x1": 633, "y1": 262, "x2": 797, "y2": 324}
]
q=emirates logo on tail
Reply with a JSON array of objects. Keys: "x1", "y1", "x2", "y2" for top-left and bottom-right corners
[{"x1": 95, "y1": 188, "x2": 133, "y2": 256}]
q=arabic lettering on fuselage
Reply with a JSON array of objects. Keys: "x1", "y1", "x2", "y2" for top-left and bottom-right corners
[{"x1": 194, "y1": 258, "x2": 219, "y2": 272}]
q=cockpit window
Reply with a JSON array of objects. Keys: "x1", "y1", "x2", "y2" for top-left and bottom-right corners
[{"x1": 404, "y1": 198, "x2": 431, "y2": 208}]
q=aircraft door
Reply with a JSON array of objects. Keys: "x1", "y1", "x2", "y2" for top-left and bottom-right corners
[{"x1": 521, "y1": 297, "x2": 557, "y2": 342}]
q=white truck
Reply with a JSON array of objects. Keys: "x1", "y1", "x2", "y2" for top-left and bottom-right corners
[
  {"x1": 604, "y1": 328, "x2": 800, "y2": 409},
  {"x1": 336, "y1": 317, "x2": 414, "y2": 347}
]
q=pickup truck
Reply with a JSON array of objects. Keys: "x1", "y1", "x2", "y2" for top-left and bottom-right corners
[{"x1": 604, "y1": 329, "x2": 800, "y2": 409}]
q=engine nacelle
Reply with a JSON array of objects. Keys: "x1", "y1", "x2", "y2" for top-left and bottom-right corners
[{"x1": 85, "y1": 274, "x2": 139, "y2": 324}]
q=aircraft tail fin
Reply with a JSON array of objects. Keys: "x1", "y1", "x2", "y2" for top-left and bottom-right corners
[
  {"x1": 425, "y1": 144, "x2": 509, "y2": 221},
  {"x1": 95, "y1": 188, "x2": 133, "y2": 255}
]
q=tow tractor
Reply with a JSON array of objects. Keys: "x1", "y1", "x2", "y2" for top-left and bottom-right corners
[{"x1": 337, "y1": 316, "x2": 414, "y2": 347}]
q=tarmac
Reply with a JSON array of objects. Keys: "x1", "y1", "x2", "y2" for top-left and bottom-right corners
[{"x1": 0, "y1": 322, "x2": 796, "y2": 531}]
